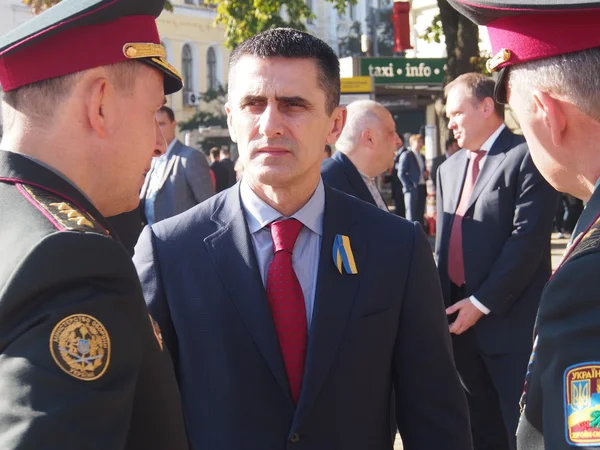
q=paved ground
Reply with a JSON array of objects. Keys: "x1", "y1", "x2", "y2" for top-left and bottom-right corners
[{"x1": 393, "y1": 233, "x2": 568, "y2": 450}]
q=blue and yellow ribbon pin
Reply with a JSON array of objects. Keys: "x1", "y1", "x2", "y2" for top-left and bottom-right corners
[{"x1": 332, "y1": 234, "x2": 358, "y2": 275}]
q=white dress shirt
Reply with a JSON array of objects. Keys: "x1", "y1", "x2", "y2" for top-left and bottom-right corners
[
  {"x1": 240, "y1": 178, "x2": 324, "y2": 328},
  {"x1": 466, "y1": 123, "x2": 506, "y2": 315},
  {"x1": 359, "y1": 172, "x2": 388, "y2": 211}
]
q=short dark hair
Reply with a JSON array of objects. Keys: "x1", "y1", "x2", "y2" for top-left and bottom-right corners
[
  {"x1": 445, "y1": 72, "x2": 504, "y2": 118},
  {"x1": 159, "y1": 105, "x2": 175, "y2": 122},
  {"x1": 210, "y1": 147, "x2": 220, "y2": 159},
  {"x1": 228, "y1": 28, "x2": 340, "y2": 115},
  {"x1": 445, "y1": 135, "x2": 457, "y2": 149}
]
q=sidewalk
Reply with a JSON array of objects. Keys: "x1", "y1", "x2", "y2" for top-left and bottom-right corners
[{"x1": 394, "y1": 232, "x2": 568, "y2": 450}]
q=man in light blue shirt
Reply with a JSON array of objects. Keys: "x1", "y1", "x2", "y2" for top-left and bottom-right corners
[{"x1": 134, "y1": 27, "x2": 472, "y2": 450}]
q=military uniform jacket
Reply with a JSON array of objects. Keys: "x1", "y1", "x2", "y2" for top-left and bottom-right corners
[
  {"x1": 0, "y1": 150, "x2": 189, "y2": 450},
  {"x1": 517, "y1": 185, "x2": 600, "y2": 450}
]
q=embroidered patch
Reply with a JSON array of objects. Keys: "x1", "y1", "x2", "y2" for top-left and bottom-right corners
[
  {"x1": 50, "y1": 314, "x2": 111, "y2": 381},
  {"x1": 564, "y1": 363, "x2": 600, "y2": 445},
  {"x1": 149, "y1": 314, "x2": 163, "y2": 351}
]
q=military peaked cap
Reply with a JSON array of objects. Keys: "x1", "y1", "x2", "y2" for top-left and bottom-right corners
[
  {"x1": 0, "y1": 0, "x2": 183, "y2": 94},
  {"x1": 447, "y1": 0, "x2": 600, "y2": 102}
]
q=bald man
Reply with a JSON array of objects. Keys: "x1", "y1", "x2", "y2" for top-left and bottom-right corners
[{"x1": 321, "y1": 100, "x2": 402, "y2": 210}]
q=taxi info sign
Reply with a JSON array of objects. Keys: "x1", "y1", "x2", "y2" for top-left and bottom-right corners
[{"x1": 359, "y1": 57, "x2": 446, "y2": 85}]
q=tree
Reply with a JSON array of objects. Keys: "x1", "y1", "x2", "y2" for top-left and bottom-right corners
[
  {"x1": 22, "y1": 0, "x2": 173, "y2": 14},
  {"x1": 206, "y1": 0, "x2": 356, "y2": 49}
]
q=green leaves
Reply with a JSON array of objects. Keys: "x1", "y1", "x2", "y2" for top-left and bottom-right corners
[
  {"x1": 205, "y1": 0, "x2": 356, "y2": 49},
  {"x1": 590, "y1": 410, "x2": 600, "y2": 428}
]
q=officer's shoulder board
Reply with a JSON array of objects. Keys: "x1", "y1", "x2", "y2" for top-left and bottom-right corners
[{"x1": 17, "y1": 183, "x2": 110, "y2": 236}]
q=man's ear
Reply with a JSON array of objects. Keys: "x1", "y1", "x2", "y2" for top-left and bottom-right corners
[
  {"x1": 481, "y1": 97, "x2": 496, "y2": 118},
  {"x1": 224, "y1": 102, "x2": 237, "y2": 143},
  {"x1": 326, "y1": 106, "x2": 347, "y2": 145},
  {"x1": 532, "y1": 90, "x2": 567, "y2": 148},
  {"x1": 87, "y1": 77, "x2": 110, "y2": 139}
]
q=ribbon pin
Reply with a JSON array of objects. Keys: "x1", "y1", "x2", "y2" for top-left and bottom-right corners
[{"x1": 332, "y1": 234, "x2": 358, "y2": 275}]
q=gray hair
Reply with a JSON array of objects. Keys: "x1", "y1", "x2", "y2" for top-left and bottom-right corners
[
  {"x1": 336, "y1": 100, "x2": 385, "y2": 150},
  {"x1": 508, "y1": 47, "x2": 600, "y2": 121}
]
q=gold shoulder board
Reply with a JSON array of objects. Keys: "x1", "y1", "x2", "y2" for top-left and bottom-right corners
[{"x1": 18, "y1": 183, "x2": 110, "y2": 236}]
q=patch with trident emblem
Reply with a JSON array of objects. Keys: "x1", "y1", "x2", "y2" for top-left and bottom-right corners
[{"x1": 565, "y1": 363, "x2": 600, "y2": 445}]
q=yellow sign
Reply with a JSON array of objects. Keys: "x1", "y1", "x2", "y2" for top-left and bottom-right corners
[{"x1": 340, "y1": 76, "x2": 372, "y2": 93}]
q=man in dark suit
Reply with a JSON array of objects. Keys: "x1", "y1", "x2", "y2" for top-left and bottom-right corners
[
  {"x1": 141, "y1": 105, "x2": 214, "y2": 224},
  {"x1": 430, "y1": 136, "x2": 460, "y2": 191},
  {"x1": 399, "y1": 134, "x2": 427, "y2": 224},
  {"x1": 134, "y1": 28, "x2": 472, "y2": 450},
  {"x1": 385, "y1": 136, "x2": 407, "y2": 216},
  {"x1": 435, "y1": 72, "x2": 557, "y2": 450},
  {"x1": 321, "y1": 100, "x2": 401, "y2": 210},
  {"x1": 209, "y1": 146, "x2": 230, "y2": 193},
  {"x1": 447, "y1": 1, "x2": 600, "y2": 449},
  {"x1": 0, "y1": 0, "x2": 189, "y2": 447},
  {"x1": 219, "y1": 146, "x2": 237, "y2": 187}
]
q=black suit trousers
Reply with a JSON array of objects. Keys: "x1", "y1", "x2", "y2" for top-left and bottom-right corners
[{"x1": 450, "y1": 285, "x2": 529, "y2": 450}]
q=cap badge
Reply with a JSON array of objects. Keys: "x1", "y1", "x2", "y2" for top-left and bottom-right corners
[{"x1": 487, "y1": 48, "x2": 512, "y2": 72}]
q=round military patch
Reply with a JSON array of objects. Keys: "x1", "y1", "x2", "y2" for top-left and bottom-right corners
[{"x1": 49, "y1": 314, "x2": 111, "y2": 381}]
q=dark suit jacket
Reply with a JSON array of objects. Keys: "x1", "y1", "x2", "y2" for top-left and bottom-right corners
[
  {"x1": 140, "y1": 139, "x2": 214, "y2": 223},
  {"x1": 320, "y1": 150, "x2": 381, "y2": 208},
  {"x1": 210, "y1": 160, "x2": 230, "y2": 193},
  {"x1": 134, "y1": 182, "x2": 473, "y2": 450},
  {"x1": 220, "y1": 157, "x2": 237, "y2": 188},
  {"x1": 517, "y1": 187, "x2": 600, "y2": 450},
  {"x1": 435, "y1": 127, "x2": 557, "y2": 354},
  {"x1": 0, "y1": 151, "x2": 188, "y2": 449}
]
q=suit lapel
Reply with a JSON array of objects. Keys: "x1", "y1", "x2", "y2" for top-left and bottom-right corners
[
  {"x1": 466, "y1": 129, "x2": 510, "y2": 211},
  {"x1": 293, "y1": 186, "x2": 365, "y2": 427},
  {"x1": 447, "y1": 151, "x2": 469, "y2": 213},
  {"x1": 572, "y1": 186, "x2": 600, "y2": 243},
  {"x1": 204, "y1": 186, "x2": 292, "y2": 405},
  {"x1": 157, "y1": 140, "x2": 180, "y2": 191}
]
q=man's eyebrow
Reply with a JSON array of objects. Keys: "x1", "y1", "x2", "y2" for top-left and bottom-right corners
[
  {"x1": 276, "y1": 95, "x2": 311, "y2": 106},
  {"x1": 238, "y1": 94, "x2": 312, "y2": 106}
]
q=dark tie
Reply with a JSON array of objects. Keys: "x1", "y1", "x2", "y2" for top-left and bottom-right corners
[
  {"x1": 266, "y1": 218, "x2": 307, "y2": 405},
  {"x1": 448, "y1": 150, "x2": 486, "y2": 287}
]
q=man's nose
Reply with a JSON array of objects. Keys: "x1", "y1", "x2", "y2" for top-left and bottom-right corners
[
  {"x1": 258, "y1": 104, "x2": 285, "y2": 138},
  {"x1": 154, "y1": 119, "x2": 167, "y2": 156}
]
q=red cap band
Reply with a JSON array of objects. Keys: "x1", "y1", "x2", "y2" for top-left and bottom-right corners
[
  {"x1": 487, "y1": 9, "x2": 600, "y2": 69},
  {"x1": 0, "y1": 15, "x2": 159, "y2": 92}
]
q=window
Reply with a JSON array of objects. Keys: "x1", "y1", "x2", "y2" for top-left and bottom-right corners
[
  {"x1": 182, "y1": 44, "x2": 193, "y2": 102},
  {"x1": 207, "y1": 47, "x2": 218, "y2": 91},
  {"x1": 184, "y1": 0, "x2": 195, "y2": 4}
]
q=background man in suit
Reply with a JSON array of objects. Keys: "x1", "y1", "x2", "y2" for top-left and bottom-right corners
[
  {"x1": 321, "y1": 100, "x2": 401, "y2": 210},
  {"x1": 430, "y1": 136, "x2": 460, "y2": 191},
  {"x1": 134, "y1": 27, "x2": 472, "y2": 450},
  {"x1": 0, "y1": 0, "x2": 189, "y2": 447},
  {"x1": 141, "y1": 105, "x2": 214, "y2": 224},
  {"x1": 446, "y1": 1, "x2": 600, "y2": 448},
  {"x1": 219, "y1": 146, "x2": 237, "y2": 188},
  {"x1": 385, "y1": 135, "x2": 407, "y2": 216},
  {"x1": 435, "y1": 72, "x2": 557, "y2": 450},
  {"x1": 209, "y1": 146, "x2": 230, "y2": 193},
  {"x1": 399, "y1": 134, "x2": 427, "y2": 224}
]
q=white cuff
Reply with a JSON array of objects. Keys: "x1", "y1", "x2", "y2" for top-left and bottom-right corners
[{"x1": 470, "y1": 296, "x2": 490, "y2": 315}]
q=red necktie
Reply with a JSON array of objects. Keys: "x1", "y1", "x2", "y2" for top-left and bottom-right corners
[
  {"x1": 448, "y1": 150, "x2": 485, "y2": 286},
  {"x1": 266, "y1": 218, "x2": 307, "y2": 405}
]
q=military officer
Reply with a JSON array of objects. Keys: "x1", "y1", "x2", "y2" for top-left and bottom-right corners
[
  {"x1": 0, "y1": 0, "x2": 189, "y2": 448},
  {"x1": 446, "y1": 0, "x2": 600, "y2": 449}
]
